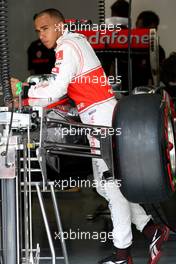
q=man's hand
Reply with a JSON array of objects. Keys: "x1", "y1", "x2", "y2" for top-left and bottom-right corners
[{"x1": 11, "y1": 77, "x2": 21, "y2": 97}]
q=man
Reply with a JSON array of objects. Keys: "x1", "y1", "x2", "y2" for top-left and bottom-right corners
[
  {"x1": 11, "y1": 9, "x2": 169, "y2": 264},
  {"x1": 136, "y1": 11, "x2": 159, "y2": 31},
  {"x1": 136, "y1": 10, "x2": 165, "y2": 64},
  {"x1": 133, "y1": 10, "x2": 166, "y2": 87},
  {"x1": 102, "y1": 0, "x2": 129, "y2": 90},
  {"x1": 105, "y1": 0, "x2": 129, "y2": 28}
]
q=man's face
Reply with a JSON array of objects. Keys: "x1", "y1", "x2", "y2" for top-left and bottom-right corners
[{"x1": 34, "y1": 14, "x2": 64, "y2": 49}]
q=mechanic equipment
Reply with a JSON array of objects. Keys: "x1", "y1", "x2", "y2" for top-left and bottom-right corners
[
  {"x1": 0, "y1": 79, "x2": 117, "y2": 264},
  {"x1": 0, "y1": 96, "x2": 117, "y2": 264},
  {"x1": 0, "y1": 106, "x2": 70, "y2": 264}
]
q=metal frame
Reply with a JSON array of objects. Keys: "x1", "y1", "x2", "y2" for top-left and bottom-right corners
[
  {"x1": 45, "y1": 116, "x2": 115, "y2": 174},
  {"x1": 0, "y1": 110, "x2": 69, "y2": 264}
]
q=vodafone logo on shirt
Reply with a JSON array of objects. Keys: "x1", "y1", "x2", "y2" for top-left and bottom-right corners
[{"x1": 56, "y1": 50, "x2": 63, "y2": 60}]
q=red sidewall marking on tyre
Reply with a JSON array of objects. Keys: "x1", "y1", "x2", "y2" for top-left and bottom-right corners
[{"x1": 164, "y1": 105, "x2": 175, "y2": 192}]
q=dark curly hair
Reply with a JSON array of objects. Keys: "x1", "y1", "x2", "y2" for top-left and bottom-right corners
[
  {"x1": 33, "y1": 8, "x2": 65, "y2": 22},
  {"x1": 136, "y1": 11, "x2": 160, "y2": 29},
  {"x1": 111, "y1": 0, "x2": 129, "y2": 18}
]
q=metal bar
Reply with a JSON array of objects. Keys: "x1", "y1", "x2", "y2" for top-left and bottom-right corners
[
  {"x1": 46, "y1": 118, "x2": 111, "y2": 130},
  {"x1": 36, "y1": 184, "x2": 56, "y2": 264},
  {"x1": 38, "y1": 257, "x2": 64, "y2": 260},
  {"x1": 17, "y1": 149, "x2": 24, "y2": 261},
  {"x1": 23, "y1": 141, "x2": 30, "y2": 263},
  {"x1": 36, "y1": 147, "x2": 48, "y2": 191},
  {"x1": 47, "y1": 149, "x2": 101, "y2": 158},
  {"x1": 39, "y1": 108, "x2": 44, "y2": 148},
  {"x1": 50, "y1": 184, "x2": 69, "y2": 264},
  {"x1": 21, "y1": 182, "x2": 53, "y2": 187},
  {"x1": 20, "y1": 169, "x2": 42, "y2": 172},
  {"x1": 115, "y1": 57, "x2": 119, "y2": 83},
  {"x1": 22, "y1": 256, "x2": 64, "y2": 260},
  {"x1": 16, "y1": 175, "x2": 20, "y2": 264},
  {"x1": 27, "y1": 126, "x2": 34, "y2": 262},
  {"x1": 44, "y1": 141, "x2": 100, "y2": 151},
  {"x1": 1, "y1": 179, "x2": 17, "y2": 264},
  {"x1": 20, "y1": 158, "x2": 38, "y2": 161},
  {"x1": 18, "y1": 93, "x2": 22, "y2": 113}
]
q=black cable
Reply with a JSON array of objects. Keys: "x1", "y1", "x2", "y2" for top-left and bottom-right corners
[
  {"x1": 0, "y1": 0, "x2": 14, "y2": 166},
  {"x1": 128, "y1": 0, "x2": 132, "y2": 94},
  {"x1": 0, "y1": 64, "x2": 2, "y2": 91},
  {"x1": 0, "y1": 0, "x2": 13, "y2": 104},
  {"x1": 98, "y1": 0, "x2": 105, "y2": 24}
]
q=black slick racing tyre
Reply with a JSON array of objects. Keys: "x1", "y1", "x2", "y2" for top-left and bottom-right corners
[{"x1": 113, "y1": 93, "x2": 176, "y2": 203}]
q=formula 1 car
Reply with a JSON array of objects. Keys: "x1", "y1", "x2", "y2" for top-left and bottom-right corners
[
  {"x1": 17, "y1": 25, "x2": 175, "y2": 204},
  {"x1": 20, "y1": 79, "x2": 176, "y2": 204}
]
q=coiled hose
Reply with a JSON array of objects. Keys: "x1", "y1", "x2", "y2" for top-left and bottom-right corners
[
  {"x1": 0, "y1": 0, "x2": 13, "y2": 105},
  {"x1": 98, "y1": 0, "x2": 105, "y2": 24}
]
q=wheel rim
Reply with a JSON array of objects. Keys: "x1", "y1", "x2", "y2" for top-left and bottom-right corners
[{"x1": 168, "y1": 118, "x2": 176, "y2": 177}]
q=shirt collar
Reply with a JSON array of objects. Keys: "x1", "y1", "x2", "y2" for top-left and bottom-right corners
[{"x1": 56, "y1": 28, "x2": 69, "y2": 45}]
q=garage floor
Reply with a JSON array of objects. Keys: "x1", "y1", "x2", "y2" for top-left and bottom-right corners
[{"x1": 31, "y1": 183, "x2": 176, "y2": 264}]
